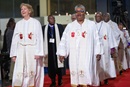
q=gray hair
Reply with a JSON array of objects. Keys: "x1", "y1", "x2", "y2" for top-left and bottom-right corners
[{"x1": 75, "y1": 4, "x2": 86, "y2": 12}]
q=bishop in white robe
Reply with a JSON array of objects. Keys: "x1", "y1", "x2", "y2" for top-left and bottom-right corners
[
  {"x1": 95, "y1": 12, "x2": 118, "y2": 84},
  {"x1": 103, "y1": 13, "x2": 122, "y2": 73},
  {"x1": 96, "y1": 21, "x2": 117, "y2": 81},
  {"x1": 57, "y1": 19, "x2": 101, "y2": 86},
  {"x1": 10, "y1": 17, "x2": 44, "y2": 87}
]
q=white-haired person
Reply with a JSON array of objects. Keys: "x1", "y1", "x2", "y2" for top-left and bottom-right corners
[
  {"x1": 10, "y1": 3, "x2": 44, "y2": 87},
  {"x1": 57, "y1": 4, "x2": 102, "y2": 87}
]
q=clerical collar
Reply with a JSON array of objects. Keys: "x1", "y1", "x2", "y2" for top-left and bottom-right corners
[{"x1": 49, "y1": 24, "x2": 54, "y2": 27}]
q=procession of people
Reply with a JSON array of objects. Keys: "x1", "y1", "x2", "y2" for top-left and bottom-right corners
[{"x1": 0, "y1": 3, "x2": 130, "y2": 87}]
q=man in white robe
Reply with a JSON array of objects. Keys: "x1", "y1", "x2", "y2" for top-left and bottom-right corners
[
  {"x1": 103, "y1": 13, "x2": 122, "y2": 74},
  {"x1": 57, "y1": 4, "x2": 101, "y2": 87},
  {"x1": 10, "y1": 3, "x2": 44, "y2": 87},
  {"x1": 95, "y1": 12, "x2": 117, "y2": 85}
]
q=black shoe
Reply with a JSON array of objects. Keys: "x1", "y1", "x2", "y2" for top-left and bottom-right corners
[
  {"x1": 100, "y1": 81, "x2": 101, "y2": 86},
  {"x1": 58, "y1": 80, "x2": 62, "y2": 86},
  {"x1": 50, "y1": 83, "x2": 56, "y2": 87},
  {"x1": 104, "y1": 79, "x2": 108, "y2": 85},
  {"x1": 58, "y1": 81, "x2": 62, "y2": 86},
  {"x1": 120, "y1": 70, "x2": 123, "y2": 75},
  {"x1": 50, "y1": 78, "x2": 56, "y2": 87}
]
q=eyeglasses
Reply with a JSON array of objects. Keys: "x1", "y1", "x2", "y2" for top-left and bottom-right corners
[{"x1": 75, "y1": 10, "x2": 85, "y2": 13}]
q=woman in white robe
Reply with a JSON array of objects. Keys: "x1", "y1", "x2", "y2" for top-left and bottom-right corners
[{"x1": 10, "y1": 3, "x2": 44, "y2": 87}]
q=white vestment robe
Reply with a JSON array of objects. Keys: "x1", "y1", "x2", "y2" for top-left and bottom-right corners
[
  {"x1": 124, "y1": 30, "x2": 130, "y2": 68},
  {"x1": 57, "y1": 19, "x2": 101, "y2": 86},
  {"x1": 96, "y1": 21, "x2": 117, "y2": 81},
  {"x1": 10, "y1": 18, "x2": 44, "y2": 87},
  {"x1": 120, "y1": 30, "x2": 129, "y2": 70},
  {"x1": 107, "y1": 20, "x2": 121, "y2": 45},
  {"x1": 107, "y1": 20, "x2": 122, "y2": 73}
]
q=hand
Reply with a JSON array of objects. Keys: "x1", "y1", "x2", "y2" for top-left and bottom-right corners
[
  {"x1": 96, "y1": 54, "x2": 101, "y2": 61},
  {"x1": 111, "y1": 48, "x2": 115, "y2": 54},
  {"x1": 34, "y1": 55, "x2": 41, "y2": 59},
  {"x1": 12, "y1": 56, "x2": 16, "y2": 62},
  {"x1": 59, "y1": 56, "x2": 65, "y2": 63},
  {"x1": 38, "y1": 57, "x2": 43, "y2": 66}
]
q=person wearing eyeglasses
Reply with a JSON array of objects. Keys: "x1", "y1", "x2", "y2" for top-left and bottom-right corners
[{"x1": 57, "y1": 4, "x2": 101, "y2": 87}]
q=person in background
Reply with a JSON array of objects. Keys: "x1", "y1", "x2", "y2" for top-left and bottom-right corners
[
  {"x1": 95, "y1": 12, "x2": 117, "y2": 85},
  {"x1": 1, "y1": 18, "x2": 15, "y2": 82},
  {"x1": 57, "y1": 4, "x2": 101, "y2": 87},
  {"x1": 42, "y1": 15, "x2": 64, "y2": 87},
  {"x1": 118, "y1": 23, "x2": 129, "y2": 72},
  {"x1": 103, "y1": 13, "x2": 122, "y2": 74},
  {"x1": 10, "y1": 3, "x2": 44, "y2": 87},
  {"x1": 71, "y1": 14, "x2": 76, "y2": 22},
  {"x1": 6, "y1": 18, "x2": 15, "y2": 82}
]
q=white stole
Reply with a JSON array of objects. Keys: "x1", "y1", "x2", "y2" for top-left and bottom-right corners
[{"x1": 44, "y1": 24, "x2": 64, "y2": 68}]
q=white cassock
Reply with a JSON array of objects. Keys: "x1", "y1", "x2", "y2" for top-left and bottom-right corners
[
  {"x1": 107, "y1": 20, "x2": 122, "y2": 73},
  {"x1": 120, "y1": 30, "x2": 130, "y2": 69},
  {"x1": 125, "y1": 30, "x2": 130, "y2": 68},
  {"x1": 96, "y1": 21, "x2": 117, "y2": 81},
  {"x1": 107, "y1": 20, "x2": 121, "y2": 45},
  {"x1": 57, "y1": 19, "x2": 101, "y2": 86},
  {"x1": 10, "y1": 18, "x2": 44, "y2": 87}
]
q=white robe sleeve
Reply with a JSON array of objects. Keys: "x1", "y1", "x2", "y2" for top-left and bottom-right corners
[
  {"x1": 10, "y1": 23, "x2": 19, "y2": 57},
  {"x1": 113, "y1": 22, "x2": 121, "y2": 44},
  {"x1": 34, "y1": 21, "x2": 44, "y2": 56},
  {"x1": 56, "y1": 23, "x2": 70, "y2": 57},
  {"x1": 125, "y1": 30, "x2": 130, "y2": 43},
  {"x1": 107, "y1": 24, "x2": 118, "y2": 48}
]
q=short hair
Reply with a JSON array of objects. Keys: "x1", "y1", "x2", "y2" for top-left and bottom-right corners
[
  {"x1": 103, "y1": 13, "x2": 110, "y2": 18},
  {"x1": 48, "y1": 15, "x2": 55, "y2": 20},
  {"x1": 118, "y1": 22, "x2": 123, "y2": 26},
  {"x1": 6, "y1": 18, "x2": 15, "y2": 27},
  {"x1": 71, "y1": 13, "x2": 76, "y2": 18},
  {"x1": 74, "y1": 4, "x2": 86, "y2": 12},
  {"x1": 95, "y1": 11, "x2": 103, "y2": 16},
  {"x1": 20, "y1": 3, "x2": 34, "y2": 17}
]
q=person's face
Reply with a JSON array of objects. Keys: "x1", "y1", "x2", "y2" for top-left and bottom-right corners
[
  {"x1": 95, "y1": 14, "x2": 102, "y2": 23},
  {"x1": 75, "y1": 8, "x2": 85, "y2": 21},
  {"x1": 48, "y1": 16, "x2": 55, "y2": 25},
  {"x1": 71, "y1": 15, "x2": 76, "y2": 21},
  {"x1": 118, "y1": 24, "x2": 123, "y2": 30},
  {"x1": 103, "y1": 15, "x2": 110, "y2": 22},
  {"x1": 21, "y1": 5, "x2": 31, "y2": 18}
]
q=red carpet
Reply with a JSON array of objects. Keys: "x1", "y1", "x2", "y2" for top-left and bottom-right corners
[
  {"x1": 44, "y1": 69, "x2": 130, "y2": 87},
  {"x1": 7, "y1": 69, "x2": 130, "y2": 87}
]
